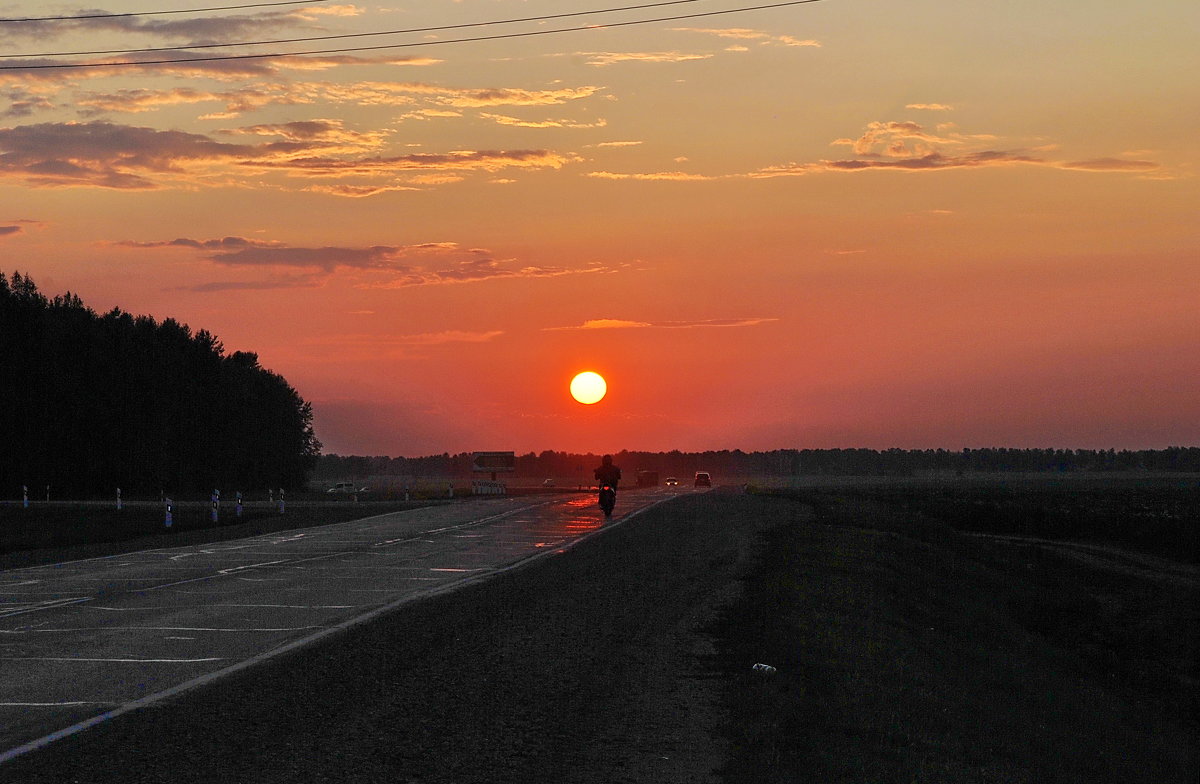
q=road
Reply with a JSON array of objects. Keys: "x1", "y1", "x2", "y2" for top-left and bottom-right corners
[{"x1": 0, "y1": 488, "x2": 675, "y2": 762}]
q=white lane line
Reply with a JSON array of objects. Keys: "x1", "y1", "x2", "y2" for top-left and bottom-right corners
[
  {"x1": 1, "y1": 657, "x2": 224, "y2": 663},
  {"x1": 22, "y1": 626, "x2": 323, "y2": 633},
  {"x1": 1, "y1": 703, "x2": 106, "y2": 707},
  {"x1": 0, "y1": 598, "x2": 92, "y2": 619}
]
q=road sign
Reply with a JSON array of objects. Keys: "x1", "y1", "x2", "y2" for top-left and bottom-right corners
[{"x1": 472, "y1": 451, "x2": 515, "y2": 473}]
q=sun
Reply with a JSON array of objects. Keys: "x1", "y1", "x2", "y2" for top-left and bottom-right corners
[{"x1": 570, "y1": 371, "x2": 607, "y2": 405}]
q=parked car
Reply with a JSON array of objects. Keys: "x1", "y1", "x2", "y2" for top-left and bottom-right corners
[
  {"x1": 326, "y1": 482, "x2": 366, "y2": 493},
  {"x1": 694, "y1": 472, "x2": 712, "y2": 487}
]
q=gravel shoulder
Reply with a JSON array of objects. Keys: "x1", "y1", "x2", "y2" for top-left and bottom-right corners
[{"x1": 4, "y1": 489, "x2": 788, "y2": 783}]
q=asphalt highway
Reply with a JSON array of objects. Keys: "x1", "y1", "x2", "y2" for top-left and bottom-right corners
[{"x1": 0, "y1": 488, "x2": 673, "y2": 762}]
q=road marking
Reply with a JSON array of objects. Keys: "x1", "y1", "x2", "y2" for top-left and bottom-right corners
[
  {"x1": 1, "y1": 703, "x2": 101, "y2": 707},
  {"x1": 22, "y1": 626, "x2": 323, "y2": 633},
  {"x1": 1, "y1": 657, "x2": 224, "y2": 663},
  {"x1": 0, "y1": 598, "x2": 92, "y2": 619}
]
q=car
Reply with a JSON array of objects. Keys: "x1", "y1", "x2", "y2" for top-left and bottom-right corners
[
  {"x1": 326, "y1": 482, "x2": 366, "y2": 493},
  {"x1": 542, "y1": 478, "x2": 555, "y2": 487},
  {"x1": 664, "y1": 477, "x2": 678, "y2": 486},
  {"x1": 694, "y1": 472, "x2": 712, "y2": 488}
]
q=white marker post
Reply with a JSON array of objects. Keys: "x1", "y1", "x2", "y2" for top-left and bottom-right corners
[
  {"x1": 236, "y1": 491, "x2": 243, "y2": 518},
  {"x1": 164, "y1": 498, "x2": 173, "y2": 528},
  {"x1": 22, "y1": 485, "x2": 28, "y2": 509},
  {"x1": 211, "y1": 489, "x2": 219, "y2": 524},
  {"x1": 116, "y1": 487, "x2": 122, "y2": 511},
  {"x1": 278, "y1": 488, "x2": 285, "y2": 514}
]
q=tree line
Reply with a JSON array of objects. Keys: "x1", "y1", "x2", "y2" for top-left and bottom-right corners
[
  {"x1": 1, "y1": 272, "x2": 320, "y2": 497},
  {"x1": 314, "y1": 446, "x2": 1200, "y2": 481}
]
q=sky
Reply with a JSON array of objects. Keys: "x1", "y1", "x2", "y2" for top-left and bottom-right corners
[{"x1": 1, "y1": 0, "x2": 1197, "y2": 456}]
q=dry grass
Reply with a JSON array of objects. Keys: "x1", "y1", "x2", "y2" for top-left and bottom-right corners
[{"x1": 710, "y1": 492, "x2": 1197, "y2": 782}]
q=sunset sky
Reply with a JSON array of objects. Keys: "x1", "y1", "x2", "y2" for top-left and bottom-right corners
[{"x1": 1, "y1": 0, "x2": 1196, "y2": 456}]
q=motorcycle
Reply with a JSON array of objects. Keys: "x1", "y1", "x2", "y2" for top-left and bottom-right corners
[{"x1": 598, "y1": 483, "x2": 616, "y2": 518}]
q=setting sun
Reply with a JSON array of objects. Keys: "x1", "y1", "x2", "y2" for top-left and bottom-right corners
[{"x1": 570, "y1": 371, "x2": 607, "y2": 405}]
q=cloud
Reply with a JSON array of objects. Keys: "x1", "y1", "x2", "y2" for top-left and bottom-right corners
[
  {"x1": 587, "y1": 170, "x2": 721, "y2": 181},
  {"x1": 548, "y1": 317, "x2": 778, "y2": 331},
  {"x1": 478, "y1": 112, "x2": 606, "y2": 129},
  {"x1": 1057, "y1": 157, "x2": 1160, "y2": 172},
  {"x1": 0, "y1": 225, "x2": 22, "y2": 237},
  {"x1": 117, "y1": 236, "x2": 619, "y2": 290},
  {"x1": 249, "y1": 148, "x2": 579, "y2": 176},
  {"x1": 1, "y1": 87, "x2": 56, "y2": 118},
  {"x1": 671, "y1": 28, "x2": 821, "y2": 48},
  {"x1": 0, "y1": 54, "x2": 438, "y2": 89},
  {"x1": 114, "y1": 236, "x2": 285, "y2": 251},
  {"x1": 0, "y1": 5, "x2": 364, "y2": 45},
  {"x1": 587, "y1": 120, "x2": 1163, "y2": 181},
  {"x1": 0, "y1": 120, "x2": 577, "y2": 190},
  {"x1": 0, "y1": 120, "x2": 260, "y2": 188},
  {"x1": 906, "y1": 103, "x2": 954, "y2": 111},
  {"x1": 579, "y1": 51, "x2": 712, "y2": 67}
]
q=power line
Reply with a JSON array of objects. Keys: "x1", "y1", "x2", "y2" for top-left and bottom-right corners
[
  {"x1": 0, "y1": 0, "x2": 330, "y2": 23},
  {"x1": 0, "y1": 0, "x2": 827, "y2": 71},
  {"x1": 1, "y1": 0, "x2": 700, "y2": 59}
]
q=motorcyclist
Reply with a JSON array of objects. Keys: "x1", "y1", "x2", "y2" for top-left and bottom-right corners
[{"x1": 593, "y1": 454, "x2": 621, "y2": 489}]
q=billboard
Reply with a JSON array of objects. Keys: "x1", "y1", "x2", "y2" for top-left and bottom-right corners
[{"x1": 472, "y1": 451, "x2": 516, "y2": 473}]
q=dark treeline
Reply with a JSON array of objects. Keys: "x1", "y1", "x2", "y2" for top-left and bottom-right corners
[
  {"x1": 1, "y1": 272, "x2": 320, "y2": 497},
  {"x1": 315, "y1": 446, "x2": 1200, "y2": 481}
]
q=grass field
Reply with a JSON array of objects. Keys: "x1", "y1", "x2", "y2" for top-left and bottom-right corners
[{"x1": 714, "y1": 487, "x2": 1198, "y2": 782}]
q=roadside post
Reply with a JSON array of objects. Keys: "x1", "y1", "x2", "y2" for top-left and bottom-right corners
[
  {"x1": 278, "y1": 488, "x2": 285, "y2": 514},
  {"x1": 448, "y1": 482, "x2": 453, "y2": 499},
  {"x1": 45, "y1": 484, "x2": 49, "y2": 502},
  {"x1": 116, "y1": 487, "x2": 122, "y2": 511},
  {"x1": 164, "y1": 498, "x2": 173, "y2": 528},
  {"x1": 236, "y1": 491, "x2": 243, "y2": 518},
  {"x1": 22, "y1": 485, "x2": 28, "y2": 509},
  {"x1": 211, "y1": 489, "x2": 219, "y2": 523}
]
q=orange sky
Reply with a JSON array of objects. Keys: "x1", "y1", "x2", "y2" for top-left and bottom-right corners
[{"x1": 2, "y1": 0, "x2": 1197, "y2": 455}]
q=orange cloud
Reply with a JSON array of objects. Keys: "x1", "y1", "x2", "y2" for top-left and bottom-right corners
[
  {"x1": 548, "y1": 317, "x2": 778, "y2": 330},
  {"x1": 580, "y1": 51, "x2": 712, "y2": 66},
  {"x1": 671, "y1": 27, "x2": 821, "y2": 47}
]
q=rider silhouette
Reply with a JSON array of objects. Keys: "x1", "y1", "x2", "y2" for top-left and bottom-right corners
[{"x1": 593, "y1": 454, "x2": 621, "y2": 488}]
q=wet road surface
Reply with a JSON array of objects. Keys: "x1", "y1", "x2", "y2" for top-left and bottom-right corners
[{"x1": 0, "y1": 489, "x2": 675, "y2": 760}]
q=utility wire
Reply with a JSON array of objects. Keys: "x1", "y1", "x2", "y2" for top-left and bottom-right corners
[
  {"x1": 0, "y1": 0, "x2": 826, "y2": 70},
  {"x1": 0, "y1": 0, "x2": 330, "y2": 23},
  {"x1": 2, "y1": 0, "x2": 700, "y2": 59}
]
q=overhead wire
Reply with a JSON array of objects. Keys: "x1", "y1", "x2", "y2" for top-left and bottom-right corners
[
  {"x1": 2, "y1": 0, "x2": 701, "y2": 59},
  {"x1": 0, "y1": 0, "x2": 331, "y2": 23},
  {"x1": 0, "y1": 0, "x2": 827, "y2": 70}
]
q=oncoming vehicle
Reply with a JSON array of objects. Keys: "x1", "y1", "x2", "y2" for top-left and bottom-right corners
[
  {"x1": 694, "y1": 472, "x2": 712, "y2": 488},
  {"x1": 664, "y1": 477, "x2": 678, "y2": 486}
]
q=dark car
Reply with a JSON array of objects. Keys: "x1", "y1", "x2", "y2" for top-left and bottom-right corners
[{"x1": 694, "y1": 472, "x2": 712, "y2": 487}]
